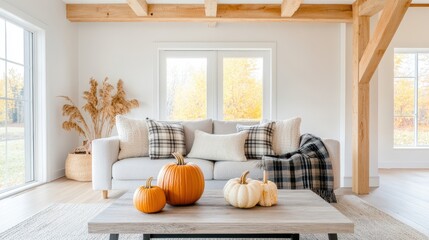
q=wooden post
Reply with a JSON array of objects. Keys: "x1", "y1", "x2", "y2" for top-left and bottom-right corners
[
  {"x1": 352, "y1": 0, "x2": 411, "y2": 194},
  {"x1": 352, "y1": 1, "x2": 370, "y2": 194}
]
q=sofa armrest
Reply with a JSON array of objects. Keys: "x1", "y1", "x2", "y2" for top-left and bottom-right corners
[
  {"x1": 322, "y1": 139, "x2": 340, "y2": 190},
  {"x1": 92, "y1": 136, "x2": 120, "y2": 190}
]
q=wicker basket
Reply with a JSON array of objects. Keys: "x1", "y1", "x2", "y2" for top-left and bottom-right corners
[{"x1": 65, "y1": 153, "x2": 92, "y2": 182}]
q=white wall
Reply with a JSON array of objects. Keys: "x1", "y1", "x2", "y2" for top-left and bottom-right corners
[
  {"x1": 378, "y1": 8, "x2": 429, "y2": 168},
  {"x1": 78, "y1": 21, "x2": 347, "y2": 183},
  {"x1": 0, "y1": 0, "x2": 78, "y2": 181},
  {"x1": 78, "y1": 22, "x2": 342, "y2": 138}
]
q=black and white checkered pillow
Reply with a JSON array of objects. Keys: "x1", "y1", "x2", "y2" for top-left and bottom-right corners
[
  {"x1": 146, "y1": 119, "x2": 186, "y2": 159},
  {"x1": 237, "y1": 122, "x2": 275, "y2": 159}
]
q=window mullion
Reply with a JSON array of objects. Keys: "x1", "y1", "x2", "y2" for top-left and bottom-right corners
[
  {"x1": 24, "y1": 30, "x2": 33, "y2": 182},
  {"x1": 4, "y1": 19, "x2": 8, "y2": 186},
  {"x1": 217, "y1": 52, "x2": 223, "y2": 120},
  {"x1": 415, "y1": 53, "x2": 419, "y2": 146},
  {"x1": 206, "y1": 51, "x2": 217, "y2": 120}
]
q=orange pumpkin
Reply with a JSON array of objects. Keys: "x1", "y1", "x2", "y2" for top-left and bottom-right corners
[
  {"x1": 157, "y1": 152, "x2": 205, "y2": 206},
  {"x1": 133, "y1": 177, "x2": 166, "y2": 213}
]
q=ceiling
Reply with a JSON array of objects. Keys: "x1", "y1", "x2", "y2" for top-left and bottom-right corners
[{"x1": 62, "y1": 0, "x2": 429, "y2": 3}]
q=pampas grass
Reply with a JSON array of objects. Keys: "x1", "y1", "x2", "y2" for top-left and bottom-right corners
[{"x1": 60, "y1": 77, "x2": 139, "y2": 153}]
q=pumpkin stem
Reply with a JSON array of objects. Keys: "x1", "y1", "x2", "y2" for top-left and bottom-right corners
[
  {"x1": 240, "y1": 170, "x2": 250, "y2": 184},
  {"x1": 263, "y1": 170, "x2": 268, "y2": 184},
  {"x1": 145, "y1": 177, "x2": 153, "y2": 189},
  {"x1": 172, "y1": 152, "x2": 186, "y2": 165}
]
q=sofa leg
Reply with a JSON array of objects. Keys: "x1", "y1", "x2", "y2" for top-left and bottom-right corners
[{"x1": 102, "y1": 190, "x2": 108, "y2": 199}]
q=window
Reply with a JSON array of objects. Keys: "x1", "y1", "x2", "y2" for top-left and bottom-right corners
[
  {"x1": 0, "y1": 17, "x2": 34, "y2": 193},
  {"x1": 394, "y1": 50, "x2": 429, "y2": 147},
  {"x1": 159, "y1": 50, "x2": 271, "y2": 121}
]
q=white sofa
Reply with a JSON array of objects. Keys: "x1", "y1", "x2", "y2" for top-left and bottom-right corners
[{"x1": 92, "y1": 120, "x2": 340, "y2": 198}]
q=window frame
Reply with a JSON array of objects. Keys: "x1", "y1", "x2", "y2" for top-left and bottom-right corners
[
  {"x1": 217, "y1": 50, "x2": 271, "y2": 121},
  {"x1": 155, "y1": 42, "x2": 276, "y2": 121},
  {"x1": 0, "y1": 2, "x2": 47, "y2": 199},
  {"x1": 394, "y1": 48, "x2": 429, "y2": 148},
  {"x1": 0, "y1": 16, "x2": 35, "y2": 194},
  {"x1": 159, "y1": 50, "x2": 217, "y2": 120}
]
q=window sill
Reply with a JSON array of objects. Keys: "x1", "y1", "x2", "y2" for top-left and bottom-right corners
[{"x1": 393, "y1": 147, "x2": 429, "y2": 150}]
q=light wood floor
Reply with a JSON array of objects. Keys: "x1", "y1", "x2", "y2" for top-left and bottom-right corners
[
  {"x1": 0, "y1": 169, "x2": 428, "y2": 236},
  {"x1": 337, "y1": 169, "x2": 429, "y2": 236}
]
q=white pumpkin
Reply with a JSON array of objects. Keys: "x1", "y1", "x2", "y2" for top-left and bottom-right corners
[
  {"x1": 223, "y1": 170, "x2": 262, "y2": 209},
  {"x1": 258, "y1": 171, "x2": 278, "y2": 207}
]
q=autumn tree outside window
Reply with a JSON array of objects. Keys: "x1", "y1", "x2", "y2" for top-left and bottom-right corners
[{"x1": 394, "y1": 49, "x2": 429, "y2": 147}]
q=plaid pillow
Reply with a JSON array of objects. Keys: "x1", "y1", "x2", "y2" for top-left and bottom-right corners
[
  {"x1": 237, "y1": 122, "x2": 275, "y2": 159},
  {"x1": 146, "y1": 119, "x2": 186, "y2": 159}
]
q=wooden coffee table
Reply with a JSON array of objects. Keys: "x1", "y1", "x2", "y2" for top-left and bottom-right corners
[{"x1": 88, "y1": 190, "x2": 353, "y2": 240}]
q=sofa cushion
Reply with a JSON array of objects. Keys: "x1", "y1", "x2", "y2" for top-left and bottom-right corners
[
  {"x1": 187, "y1": 130, "x2": 248, "y2": 161},
  {"x1": 112, "y1": 157, "x2": 214, "y2": 180},
  {"x1": 213, "y1": 160, "x2": 263, "y2": 180},
  {"x1": 146, "y1": 119, "x2": 186, "y2": 158},
  {"x1": 213, "y1": 120, "x2": 259, "y2": 134},
  {"x1": 271, "y1": 117, "x2": 301, "y2": 155},
  {"x1": 181, "y1": 119, "x2": 213, "y2": 154},
  {"x1": 116, "y1": 115, "x2": 149, "y2": 160},
  {"x1": 237, "y1": 122, "x2": 275, "y2": 159}
]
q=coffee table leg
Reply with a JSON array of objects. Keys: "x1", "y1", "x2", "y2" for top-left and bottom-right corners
[
  {"x1": 109, "y1": 234, "x2": 119, "y2": 240},
  {"x1": 328, "y1": 233, "x2": 338, "y2": 240},
  {"x1": 143, "y1": 234, "x2": 151, "y2": 240},
  {"x1": 290, "y1": 234, "x2": 300, "y2": 240}
]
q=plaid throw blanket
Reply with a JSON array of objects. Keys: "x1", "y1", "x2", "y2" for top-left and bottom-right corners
[{"x1": 261, "y1": 134, "x2": 337, "y2": 203}]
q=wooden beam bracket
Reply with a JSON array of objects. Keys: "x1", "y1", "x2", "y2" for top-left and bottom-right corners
[
  {"x1": 359, "y1": 0, "x2": 412, "y2": 84},
  {"x1": 359, "y1": 0, "x2": 385, "y2": 16}
]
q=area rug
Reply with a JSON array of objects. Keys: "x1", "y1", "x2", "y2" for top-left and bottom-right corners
[{"x1": 0, "y1": 195, "x2": 427, "y2": 240}]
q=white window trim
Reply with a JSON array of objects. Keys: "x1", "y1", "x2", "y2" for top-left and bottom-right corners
[
  {"x1": 154, "y1": 42, "x2": 277, "y2": 120},
  {"x1": 0, "y1": 2, "x2": 47, "y2": 199},
  {"x1": 158, "y1": 50, "x2": 217, "y2": 120},
  {"x1": 393, "y1": 48, "x2": 429, "y2": 149}
]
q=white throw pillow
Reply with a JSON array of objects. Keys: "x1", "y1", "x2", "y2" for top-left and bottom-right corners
[
  {"x1": 272, "y1": 117, "x2": 302, "y2": 155},
  {"x1": 116, "y1": 115, "x2": 149, "y2": 160},
  {"x1": 187, "y1": 130, "x2": 248, "y2": 162}
]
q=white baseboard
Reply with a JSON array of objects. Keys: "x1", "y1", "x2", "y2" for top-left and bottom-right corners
[
  {"x1": 379, "y1": 161, "x2": 429, "y2": 169},
  {"x1": 48, "y1": 168, "x2": 65, "y2": 182},
  {"x1": 342, "y1": 176, "x2": 380, "y2": 187}
]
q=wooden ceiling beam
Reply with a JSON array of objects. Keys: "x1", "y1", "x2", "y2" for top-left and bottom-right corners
[
  {"x1": 66, "y1": 4, "x2": 353, "y2": 23},
  {"x1": 359, "y1": 0, "x2": 385, "y2": 16},
  {"x1": 127, "y1": 0, "x2": 148, "y2": 16},
  {"x1": 410, "y1": 4, "x2": 429, "y2": 7},
  {"x1": 358, "y1": 0, "x2": 412, "y2": 84},
  {"x1": 205, "y1": 0, "x2": 218, "y2": 17},
  {"x1": 281, "y1": 0, "x2": 302, "y2": 17}
]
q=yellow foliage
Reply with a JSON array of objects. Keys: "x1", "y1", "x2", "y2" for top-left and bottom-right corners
[
  {"x1": 0, "y1": 68, "x2": 25, "y2": 123},
  {"x1": 170, "y1": 70, "x2": 207, "y2": 120},
  {"x1": 223, "y1": 58, "x2": 262, "y2": 121},
  {"x1": 168, "y1": 58, "x2": 263, "y2": 121}
]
